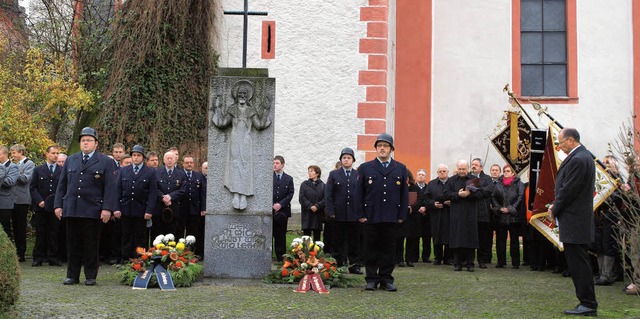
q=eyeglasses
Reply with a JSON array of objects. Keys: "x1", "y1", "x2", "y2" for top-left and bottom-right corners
[{"x1": 556, "y1": 138, "x2": 569, "y2": 145}]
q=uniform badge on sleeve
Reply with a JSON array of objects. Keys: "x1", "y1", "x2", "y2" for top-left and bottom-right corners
[
  {"x1": 396, "y1": 181, "x2": 401, "y2": 185},
  {"x1": 95, "y1": 172, "x2": 101, "y2": 179}
]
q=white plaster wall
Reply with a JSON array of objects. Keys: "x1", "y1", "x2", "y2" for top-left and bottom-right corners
[
  {"x1": 431, "y1": 0, "x2": 513, "y2": 178},
  {"x1": 215, "y1": 1, "x2": 368, "y2": 210},
  {"x1": 431, "y1": 0, "x2": 634, "y2": 180}
]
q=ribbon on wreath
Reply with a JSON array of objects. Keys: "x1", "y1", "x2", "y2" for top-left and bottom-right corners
[
  {"x1": 132, "y1": 256, "x2": 177, "y2": 291},
  {"x1": 294, "y1": 272, "x2": 329, "y2": 294}
]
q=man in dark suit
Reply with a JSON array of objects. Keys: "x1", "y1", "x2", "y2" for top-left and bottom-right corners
[
  {"x1": 152, "y1": 151, "x2": 186, "y2": 239},
  {"x1": 470, "y1": 158, "x2": 494, "y2": 268},
  {"x1": 355, "y1": 133, "x2": 408, "y2": 292},
  {"x1": 272, "y1": 155, "x2": 294, "y2": 262},
  {"x1": 179, "y1": 155, "x2": 206, "y2": 256},
  {"x1": 54, "y1": 127, "x2": 118, "y2": 286},
  {"x1": 30, "y1": 145, "x2": 63, "y2": 266},
  {"x1": 325, "y1": 147, "x2": 362, "y2": 274},
  {"x1": 425, "y1": 164, "x2": 452, "y2": 265},
  {"x1": 113, "y1": 145, "x2": 157, "y2": 261},
  {"x1": 548, "y1": 128, "x2": 597, "y2": 316}
]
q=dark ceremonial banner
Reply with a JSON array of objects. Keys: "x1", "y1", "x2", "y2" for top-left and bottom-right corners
[
  {"x1": 528, "y1": 129, "x2": 547, "y2": 210},
  {"x1": 491, "y1": 115, "x2": 532, "y2": 176}
]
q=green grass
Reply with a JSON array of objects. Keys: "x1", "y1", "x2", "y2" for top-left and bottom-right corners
[{"x1": 6, "y1": 231, "x2": 639, "y2": 318}]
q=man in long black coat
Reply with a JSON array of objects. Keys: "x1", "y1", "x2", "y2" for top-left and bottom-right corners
[
  {"x1": 444, "y1": 160, "x2": 489, "y2": 272},
  {"x1": 548, "y1": 128, "x2": 597, "y2": 316},
  {"x1": 425, "y1": 163, "x2": 452, "y2": 265}
]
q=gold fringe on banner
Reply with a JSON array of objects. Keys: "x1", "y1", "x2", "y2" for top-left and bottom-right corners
[{"x1": 509, "y1": 112, "x2": 519, "y2": 161}]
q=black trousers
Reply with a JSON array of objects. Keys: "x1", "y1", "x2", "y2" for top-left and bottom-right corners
[
  {"x1": 434, "y1": 243, "x2": 452, "y2": 263},
  {"x1": 420, "y1": 215, "x2": 432, "y2": 261},
  {"x1": 0, "y1": 208, "x2": 13, "y2": 242},
  {"x1": 184, "y1": 214, "x2": 203, "y2": 256},
  {"x1": 272, "y1": 215, "x2": 288, "y2": 261},
  {"x1": 405, "y1": 237, "x2": 420, "y2": 263},
  {"x1": 10, "y1": 204, "x2": 29, "y2": 259},
  {"x1": 66, "y1": 218, "x2": 103, "y2": 281},
  {"x1": 528, "y1": 239, "x2": 552, "y2": 269},
  {"x1": 323, "y1": 220, "x2": 334, "y2": 254},
  {"x1": 363, "y1": 223, "x2": 399, "y2": 284},
  {"x1": 120, "y1": 216, "x2": 147, "y2": 260},
  {"x1": 32, "y1": 210, "x2": 60, "y2": 262},
  {"x1": 564, "y1": 243, "x2": 598, "y2": 309},
  {"x1": 151, "y1": 203, "x2": 181, "y2": 240},
  {"x1": 331, "y1": 221, "x2": 361, "y2": 266},
  {"x1": 395, "y1": 236, "x2": 405, "y2": 263},
  {"x1": 496, "y1": 223, "x2": 521, "y2": 266},
  {"x1": 453, "y1": 247, "x2": 475, "y2": 268},
  {"x1": 476, "y1": 221, "x2": 493, "y2": 264}
]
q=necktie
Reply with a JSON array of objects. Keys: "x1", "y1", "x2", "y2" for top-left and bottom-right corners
[
  {"x1": 168, "y1": 169, "x2": 173, "y2": 176},
  {"x1": 134, "y1": 166, "x2": 139, "y2": 174},
  {"x1": 188, "y1": 172, "x2": 192, "y2": 179},
  {"x1": 49, "y1": 165, "x2": 54, "y2": 174},
  {"x1": 346, "y1": 170, "x2": 351, "y2": 178},
  {"x1": 83, "y1": 154, "x2": 89, "y2": 165},
  {"x1": 382, "y1": 162, "x2": 388, "y2": 168},
  {"x1": 277, "y1": 174, "x2": 281, "y2": 182}
]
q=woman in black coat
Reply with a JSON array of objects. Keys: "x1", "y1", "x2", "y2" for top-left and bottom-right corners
[
  {"x1": 299, "y1": 165, "x2": 326, "y2": 242},
  {"x1": 491, "y1": 165, "x2": 525, "y2": 269}
]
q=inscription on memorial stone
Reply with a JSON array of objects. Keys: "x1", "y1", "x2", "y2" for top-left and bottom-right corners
[{"x1": 210, "y1": 224, "x2": 266, "y2": 250}]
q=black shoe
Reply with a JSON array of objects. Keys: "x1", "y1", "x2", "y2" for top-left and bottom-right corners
[
  {"x1": 454, "y1": 265, "x2": 463, "y2": 271},
  {"x1": 382, "y1": 282, "x2": 397, "y2": 292},
  {"x1": 18, "y1": 256, "x2": 26, "y2": 262},
  {"x1": 564, "y1": 305, "x2": 597, "y2": 316},
  {"x1": 433, "y1": 260, "x2": 442, "y2": 265},
  {"x1": 424, "y1": 259, "x2": 432, "y2": 263},
  {"x1": 349, "y1": 265, "x2": 363, "y2": 275},
  {"x1": 406, "y1": 262, "x2": 415, "y2": 267},
  {"x1": 496, "y1": 264, "x2": 505, "y2": 268},
  {"x1": 443, "y1": 260, "x2": 452, "y2": 265},
  {"x1": 107, "y1": 258, "x2": 119, "y2": 265},
  {"x1": 63, "y1": 278, "x2": 79, "y2": 285},
  {"x1": 365, "y1": 282, "x2": 377, "y2": 291},
  {"x1": 84, "y1": 279, "x2": 97, "y2": 286},
  {"x1": 513, "y1": 265, "x2": 520, "y2": 270},
  {"x1": 467, "y1": 267, "x2": 475, "y2": 272},
  {"x1": 32, "y1": 260, "x2": 43, "y2": 267},
  {"x1": 594, "y1": 277, "x2": 612, "y2": 286},
  {"x1": 478, "y1": 263, "x2": 487, "y2": 269},
  {"x1": 552, "y1": 268, "x2": 564, "y2": 274},
  {"x1": 396, "y1": 262, "x2": 406, "y2": 267},
  {"x1": 562, "y1": 270, "x2": 571, "y2": 277},
  {"x1": 48, "y1": 259, "x2": 62, "y2": 266}
]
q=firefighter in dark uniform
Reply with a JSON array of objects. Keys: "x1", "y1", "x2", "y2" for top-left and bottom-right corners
[
  {"x1": 30, "y1": 145, "x2": 62, "y2": 266},
  {"x1": 325, "y1": 147, "x2": 362, "y2": 274},
  {"x1": 152, "y1": 151, "x2": 186, "y2": 238},
  {"x1": 178, "y1": 155, "x2": 206, "y2": 256},
  {"x1": 113, "y1": 145, "x2": 157, "y2": 260},
  {"x1": 54, "y1": 127, "x2": 118, "y2": 286},
  {"x1": 355, "y1": 133, "x2": 408, "y2": 292}
]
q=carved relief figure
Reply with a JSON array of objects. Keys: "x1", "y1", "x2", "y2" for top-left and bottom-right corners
[{"x1": 211, "y1": 80, "x2": 271, "y2": 210}]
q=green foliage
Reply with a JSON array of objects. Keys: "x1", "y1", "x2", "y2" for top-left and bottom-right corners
[
  {"x1": 97, "y1": 0, "x2": 217, "y2": 157},
  {"x1": 0, "y1": 229, "x2": 20, "y2": 312}
]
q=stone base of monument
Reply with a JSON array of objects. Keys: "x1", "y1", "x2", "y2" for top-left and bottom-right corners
[
  {"x1": 204, "y1": 67, "x2": 275, "y2": 278},
  {"x1": 203, "y1": 214, "x2": 272, "y2": 278}
]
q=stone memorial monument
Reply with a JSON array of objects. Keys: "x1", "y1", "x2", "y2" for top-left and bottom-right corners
[{"x1": 204, "y1": 68, "x2": 275, "y2": 278}]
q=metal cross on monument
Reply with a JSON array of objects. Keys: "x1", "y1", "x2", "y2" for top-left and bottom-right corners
[{"x1": 224, "y1": 0, "x2": 268, "y2": 68}]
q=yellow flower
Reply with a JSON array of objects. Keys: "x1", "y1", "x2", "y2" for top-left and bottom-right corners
[
  {"x1": 155, "y1": 243, "x2": 165, "y2": 249},
  {"x1": 176, "y1": 242, "x2": 185, "y2": 250},
  {"x1": 313, "y1": 245, "x2": 320, "y2": 252},
  {"x1": 168, "y1": 241, "x2": 176, "y2": 247}
]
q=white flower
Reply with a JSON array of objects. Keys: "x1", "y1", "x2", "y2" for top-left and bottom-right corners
[
  {"x1": 317, "y1": 263, "x2": 324, "y2": 270},
  {"x1": 312, "y1": 267, "x2": 319, "y2": 274},
  {"x1": 291, "y1": 238, "x2": 302, "y2": 247},
  {"x1": 179, "y1": 238, "x2": 186, "y2": 243},
  {"x1": 152, "y1": 238, "x2": 162, "y2": 246},
  {"x1": 301, "y1": 263, "x2": 308, "y2": 269},
  {"x1": 186, "y1": 235, "x2": 196, "y2": 245},
  {"x1": 301, "y1": 235, "x2": 311, "y2": 242},
  {"x1": 154, "y1": 235, "x2": 165, "y2": 243},
  {"x1": 164, "y1": 233, "x2": 175, "y2": 243},
  {"x1": 314, "y1": 241, "x2": 325, "y2": 249}
]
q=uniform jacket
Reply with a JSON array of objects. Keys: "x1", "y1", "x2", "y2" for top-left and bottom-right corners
[
  {"x1": 354, "y1": 158, "x2": 409, "y2": 223},
  {"x1": 155, "y1": 166, "x2": 187, "y2": 215},
  {"x1": 181, "y1": 170, "x2": 206, "y2": 216},
  {"x1": 30, "y1": 162, "x2": 61, "y2": 212},
  {"x1": 404, "y1": 183, "x2": 425, "y2": 237},
  {"x1": 13, "y1": 157, "x2": 35, "y2": 205},
  {"x1": 273, "y1": 172, "x2": 294, "y2": 218},
  {"x1": 115, "y1": 163, "x2": 157, "y2": 218},
  {"x1": 0, "y1": 160, "x2": 19, "y2": 209},
  {"x1": 325, "y1": 168, "x2": 359, "y2": 222},
  {"x1": 54, "y1": 151, "x2": 118, "y2": 219},
  {"x1": 553, "y1": 145, "x2": 596, "y2": 244},
  {"x1": 299, "y1": 178, "x2": 326, "y2": 230},
  {"x1": 491, "y1": 176, "x2": 525, "y2": 224},
  {"x1": 475, "y1": 171, "x2": 494, "y2": 223}
]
